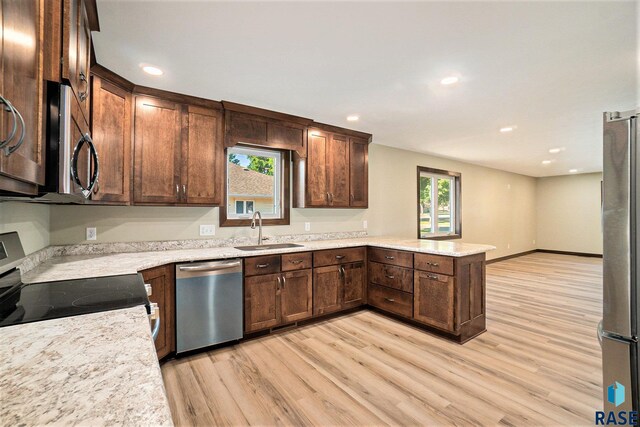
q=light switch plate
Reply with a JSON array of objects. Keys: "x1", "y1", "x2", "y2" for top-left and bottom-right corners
[
  {"x1": 86, "y1": 227, "x2": 97, "y2": 241},
  {"x1": 200, "y1": 225, "x2": 215, "y2": 236},
  {"x1": 304, "y1": 222, "x2": 311, "y2": 232}
]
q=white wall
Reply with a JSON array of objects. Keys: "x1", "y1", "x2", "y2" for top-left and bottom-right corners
[
  {"x1": 0, "y1": 202, "x2": 50, "y2": 254},
  {"x1": 536, "y1": 172, "x2": 603, "y2": 254},
  {"x1": 367, "y1": 144, "x2": 538, "y2": 260}
]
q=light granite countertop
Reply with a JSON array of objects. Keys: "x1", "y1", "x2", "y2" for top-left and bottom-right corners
[
  {"x1": 0, "y1": 306, "x2": 174, "y2": 426},
  {"x1": 22, "y1": 236, "x2": 495, "y2": 284}
]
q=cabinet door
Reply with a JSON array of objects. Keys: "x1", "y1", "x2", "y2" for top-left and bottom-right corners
[
  {"x1": 349, "y1": 138, "x2": 368, "y2": 207},
  {"x1": 90, "y1": 75, "x2": 131, "y2": 204},
  {"x1": 280, "y1": 270, "x2": 312, "y2": 323},
  {"x1": 414, "y1": 271, "x2": 455, "y2": 331},
  {"x1": 313, "y1": 265, "x2": 342, "y2": 315},
  {"x1": 306, "y1": 129, "x2": 329, "y2": 206},
  {"x1": 327, "y1": 133, "x2": 350, "y2": 207},
  {"x1": 0, "y1": 0, "x2": 46, "y2": 188},
  {"x1": 75, "y1": 0, "x2": 91, "y2": 118},
  {"x1": 141, "y1": 264, "x2": 175, "y2": 360},
  {"x1": 245, "y1": 273, "x2": 281, "y2": 332},
  {"x1": 342, "y1": 262, "x2": 365, "y2": 309},
  {"x1": 133, "y1": 96, "x2": 182, "y2": 204},
  {"x1": 183, "y1": 105, "x2": 224, "y2": 205}
]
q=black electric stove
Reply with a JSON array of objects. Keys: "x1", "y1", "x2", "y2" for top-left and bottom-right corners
[{"x1": 0, "y1": 232, "x2": 151, "y2": 328}]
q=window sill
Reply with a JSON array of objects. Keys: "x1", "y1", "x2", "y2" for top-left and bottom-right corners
[
  {"x1": 419, "y1": 234, "x2": 462, "y2": 241},
  {"x1": 220, "y1": 217, "x2": 290, "y2": 227}
]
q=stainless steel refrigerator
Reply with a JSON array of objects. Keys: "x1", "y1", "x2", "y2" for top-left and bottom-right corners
[{"x1": 601, "y1": 109, "x2": 640, "y2": 411}]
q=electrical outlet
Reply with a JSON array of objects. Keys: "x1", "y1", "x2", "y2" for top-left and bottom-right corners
[
  {"x1": 363, "y1": 220, "x2": 368, "y2": 229},
  {"x1": 86, "y1": 227, "x2": 97, "y2": 241},
  {"x1": 199, "y1": 225, "x2": 215, "y2": 236},
  {"x1": 304, "y1": 222, "x2": 311, "y2": 232}
]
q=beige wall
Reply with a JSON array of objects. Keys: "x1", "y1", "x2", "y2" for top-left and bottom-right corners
[
  {"x1": 367, "y1": 144, "x2": 538, "y2": 260},
  {"x1": 536, "y1": 172, "x2": 603, "y2": 254},
  {"x1": 0, "y1": 202, "x2": 50, "y2": 254},
  {"x1": 0, "y1": 145, "x2": 602, "y2": 261}
]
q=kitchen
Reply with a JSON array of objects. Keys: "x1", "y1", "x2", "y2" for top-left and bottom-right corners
[{"x1": 0, "y1": 0, "x2": 636, "y2": 425}]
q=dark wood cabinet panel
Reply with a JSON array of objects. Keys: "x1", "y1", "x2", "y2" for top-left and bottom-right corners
[
  {"x1": 413, "y1": 271, "x2": 455, "y2": 331},
  {"x1": 306, "y1": 130, "x2": 329, "y2": 206},
  {"x1": 244, "y1": 255, "x2": 281, "y2": 277},
  {"x1": 0, "y1": 0, "x2": 46, "y2": 191},
  {"x1": 349, "y1": 137, "x2": 368, "y2": 207},
  {"x1": 244, "y1": 273, "x2": 281, "y2": 332},
  {"x1": 62, "y1": 0, "x2": 92, "y2": 121},
  {"x1": 368, "y1": 262, "x2": 413, "y2": 293},
  {"x1": 368, "y1": 283, "x2": 413, "y2": 318},
  {"x1": 414, "y1": 253, "x2": 455, "y2": 276},
  {"x1": 90, "y1": 75, "x2": 131, "y2": 204},
  {"x1": 133, "y1": 96, "x2": 182, "y2": 204},
  {"x1": 184, "y1": 105, "x2": 224, "y2": 205},
  {"x1": 281, "y1": 252, "x2": 312, "y2": 272},
  {"x1": 313, "y1": 265, "x2": 342, "y2": 315},
  {"x1": 342, "y1": 262, "x2": 365, "y2": 309},
  {"x1": 313, "y1": 247, "x2": 366, "y2": 268},
  {"x1": 327, "y1": 133, "x2": 350, "y2": 207},
  {"x1": 368, "y1": 247, "x2": 413, "y2": 269},
  {"x1": 280, "y1": 270, "x2": 312, "y2": 323},
  {"x1": 141, "y1": 264, "x2": 175, "y2": 360}
]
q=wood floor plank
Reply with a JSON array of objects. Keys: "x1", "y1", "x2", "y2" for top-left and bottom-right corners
[{"x1": 162, "y1": 253, "x2": 603, "y2": 426}]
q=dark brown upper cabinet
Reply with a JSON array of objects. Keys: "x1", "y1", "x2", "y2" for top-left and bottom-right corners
[
  {"x1": 222, "y1": 101, "x2": 312, "y2": 158},
  {"x1": 62, "y1": 0, "x2": 97, "y2": 123},
  {"x1": 133, "y1": 90, "x2": 224, "y2": 206},
  {"x1": 0, "y1": 0, "x2": 48, "y2": 195},
  {"x1": 294, "y1": 126, "x2": 371, "y2": 208},
  {"x1": 89, "y1": 68, "x2": 133, "y2": 204}
]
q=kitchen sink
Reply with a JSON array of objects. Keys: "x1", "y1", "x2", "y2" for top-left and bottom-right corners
[{"x1": 234, "y1": 243, "x2": 305, "y2": 251}]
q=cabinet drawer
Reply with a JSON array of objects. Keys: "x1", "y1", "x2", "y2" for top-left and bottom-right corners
[
  {"x1": 368, "y1": 262, "x2": 413, "y2": 293},
  {"x1": 368, "y1": 247, "x2": 413, "y2": 268},
  {"x1": 313, "y1": 247, "x2": 365, "y2": 267},
  {"x1": 368, "y1": 283, "x2": 413, "y2": 318},
  {"x1": 244, "y1": 255, "x2": 281, "y2": 276},
  {"x1": 282, "y1": 252, "x2": 312, "y2": 271},
  {"x1": 414, "y1": 253, "x2": 454, "y2": 276}
]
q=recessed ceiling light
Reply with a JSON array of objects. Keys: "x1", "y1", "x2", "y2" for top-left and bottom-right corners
[
  {"x1": 541, "y1": 160, "x2": 552, "y2": 165},
  {"x1": 499, "y1": 126, "x2": 514, "y2": 133},
  {"x1": 347, "y1": 115, "x2": 359, "y2": 122},
  {"x1": 569, "y1": 169, "x2": 578, "y2": 173},
  {"x1": 440, "y1": 76, "x2": 459, "y2": 85},
  {"x1": 141, "y1": 65, "x2": 163, "y2": 76},
  {"x1": 548, "y1": 147, "x2": 564, "y2": 154}
]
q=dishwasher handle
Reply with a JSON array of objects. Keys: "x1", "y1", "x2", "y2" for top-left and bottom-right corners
[{"x1": 178, "y1": 260, "x2": 242, "y2": 272}]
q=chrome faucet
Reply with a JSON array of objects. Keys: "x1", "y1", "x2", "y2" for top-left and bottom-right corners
[{"x1": 250, "y1": 211, "x2": 263, "y2": 245}]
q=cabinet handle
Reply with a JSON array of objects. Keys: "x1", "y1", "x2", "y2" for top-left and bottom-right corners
[
  {"x1": 281, "y1": 275, "x2": 286, "y2": 289},
  {"x1": 427, "y1": 274, "x2": 439, "y2": 280},
  {"x1": 257, "y1": 263, "x2": 270, "y2": 268},
  {"x1": 0, "y1": 96, "x2": 17, "y2": 150},
  {"x1": 3, "y1": 104, "x2": 24, "y2": 156},
  {"x1": 79, "y1": 72, "x2": 87, "y2": 83},
  {"x1": 385, "y1": 275, "x2": 395, "y2": 279},
  {"x1": 182, "y1": 184, "x2": 187, "y2": 201},
  {"x1": 290, "y1": 260, "x2": 303, "y2": 264},
  {"x1": 339, "y1": 266, "x2": 345, "y2": 278},
  {"x1": 385, "y1": 255, "x2": 395, "y2": 260},
  {"x1": 384, "y1": 298, "x2": 395, "y2": 303},
  {"x1": 176, "y1": 184, "x2": 180, "y2": 198},
  {"x1": 276, "y1": 275, "x2": 281, "y2": 290},
  {"x1": 426, "y1": 262, "x2": 439, "y2": 267},
  {"x1": 79, "y1": 91, "x2": 88, "y2": 102},
  {"x1": 335, "y1": 255, "x2": 345, "y2": 260},
  {"x1": 330, "y1": 193, "x2": 334, "y2": 203},
  {"x1": 326, "y1": 192, "x2": 330, "y2": 202}
]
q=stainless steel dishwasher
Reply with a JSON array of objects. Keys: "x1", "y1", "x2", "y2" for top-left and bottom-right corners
[{"x1": 175, "y1": 259, "x2": 243, "y2": 354}]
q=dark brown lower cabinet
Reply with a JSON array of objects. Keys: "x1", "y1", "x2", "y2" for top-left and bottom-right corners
[
  {"x1": 141, "y1": 264, "x2": 175, "y2": 360},
  {"x1": 413, "y1": 271, "x2": 455, "y2": 331},
  {"x1": 245, "y1": 269, "x2": 312, "y2": 333},
  {"x1": 313, "y1": 262, "x2": 365, "y2": 315}
]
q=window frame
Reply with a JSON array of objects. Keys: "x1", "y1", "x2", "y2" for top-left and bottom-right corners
[
  {"x1": 417, "y1": 166, "x2": 462, "y2": 240},
  {"x1": 220, "y1": 145, "x2": 290, "y2": 227}
]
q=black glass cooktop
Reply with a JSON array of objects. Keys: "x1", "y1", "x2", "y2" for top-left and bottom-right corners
[{"x1": 0, "y1": 271, "x2": 149, "y2": 327}]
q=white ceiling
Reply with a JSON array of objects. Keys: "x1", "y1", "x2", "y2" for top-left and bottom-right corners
[{"x1": 94, "y1": 0, "x2": 637, "y2": 177}]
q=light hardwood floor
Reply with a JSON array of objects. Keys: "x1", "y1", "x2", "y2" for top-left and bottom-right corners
[{"x1": 161, "y1": 253, "x2": 603, "y2": 426}]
